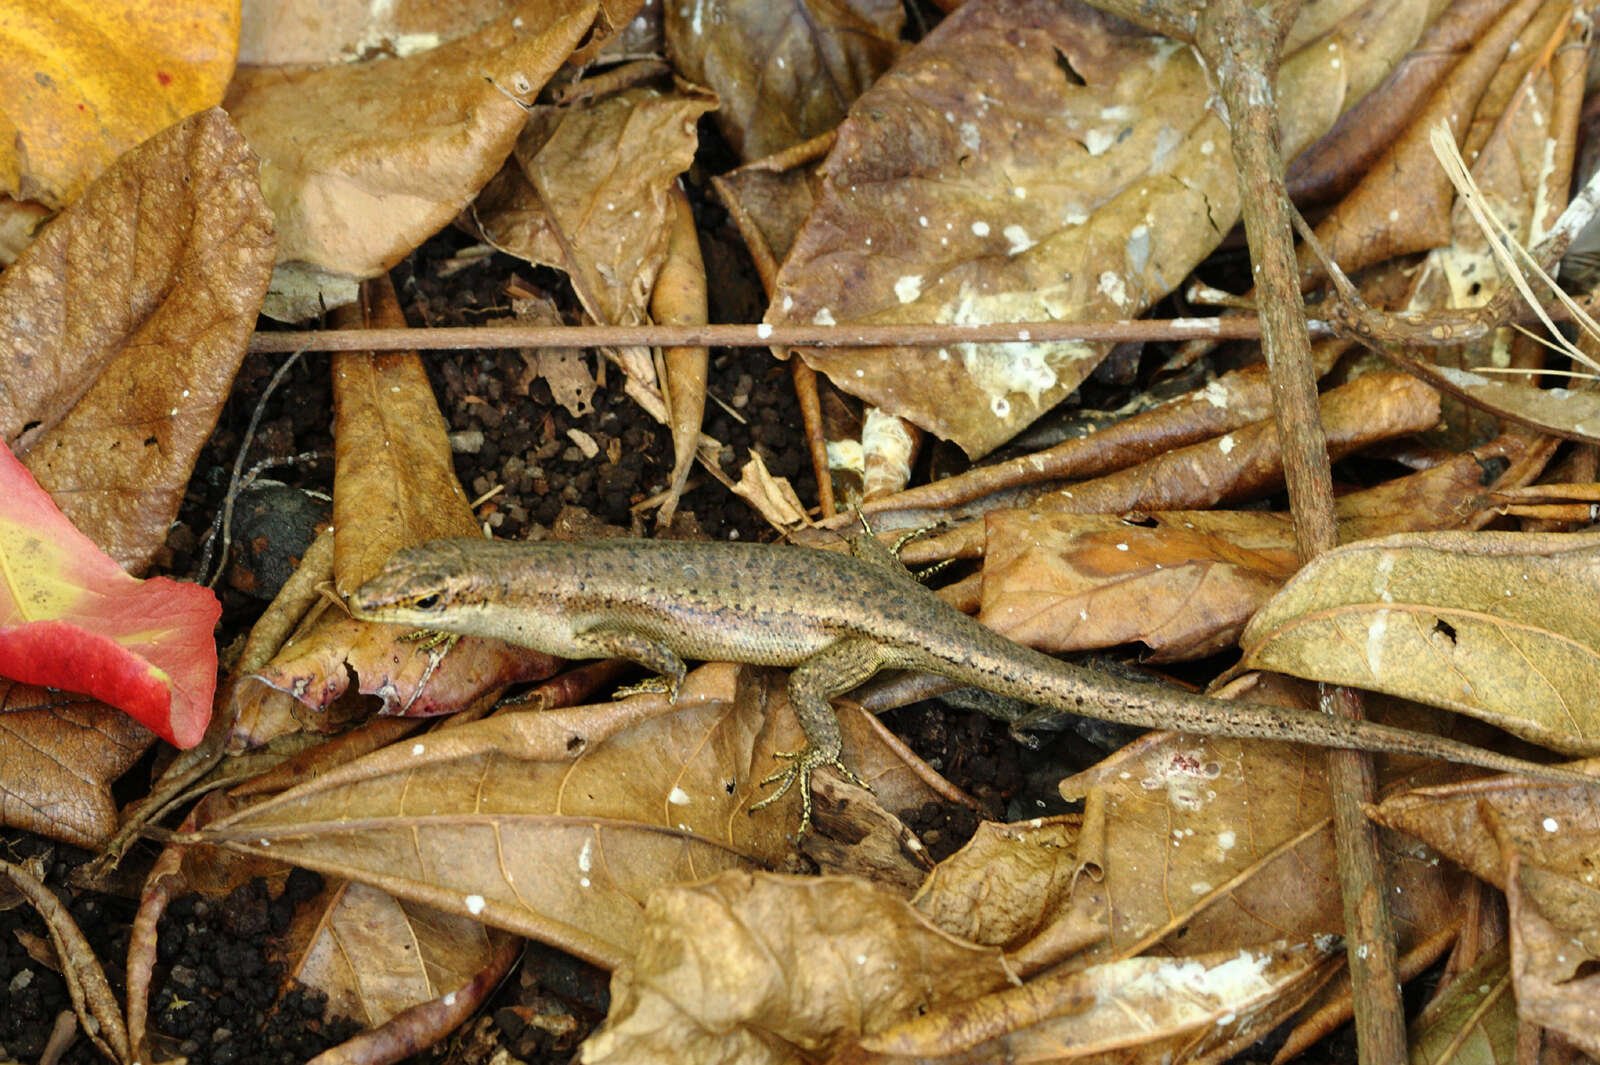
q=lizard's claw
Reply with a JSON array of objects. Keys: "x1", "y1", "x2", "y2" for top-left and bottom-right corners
[
  {"x1": 612, "y1": 675, "x2": 679, "y2": 701},
  {"x1": 399, "y1": 628, "x2": 460, "y2": 654},
  {"x1": 750, "y1": 747, "x2": 868, "y2": 837}
]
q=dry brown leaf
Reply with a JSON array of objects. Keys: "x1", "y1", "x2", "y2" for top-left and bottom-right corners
[
  {"x1": 234, "y1": 611, "x2": 560, "y2": 748},
  {"x1": 288, "y1": 879, "x2": 518, "y2": 1028},
  {"x1": 977, "y1": 427, "x2": 1554, "y2": 662},
  {"x1": 1240, "y1": 530, "x2": 1600, "y2": 754},
  {"x1": 1057, "y1": 682, "x2": 1464, "y2": 963},
  {"x1": 899, "y1": 370, "x2": 1443, "y2": 566},
  {"x1": 981, "y1": 510, "x2": 1300, "y2": 661},
  {"x1": 764, "y1": 0, "x2": 1433, "y2": 457},
  {"x1": 1298, "y1": 0, "x2": 1544, "y2": 283},
  {"x1": 1367, "y1": 768, "x2": 1600, "y2": 891},
  {"x1": 194, "y1": 666, "x2": 948, "y2": 970},
  {"x1": 1287, "y1": 0, "x2": 1515, "y2": 206},
  {"x1": 0, "y1": 683, "x2": 153, "y2": 848},
  {"x1": 851, "y1": 938, "x2": 1339, "y2": 1064},
  {"x1": 472, "y1": 80, "x2": 718, "y2": 333},
  {"x1": 327, "y1": 280, "x2": 482, "y2": 594},
  {"x1": 911, "y1": 818, "x2": 1105, "y2": 974},
  {"x1": 0, "y1": 0, "x2": 238, "y2": 213},
  {"x1": 652, "y1": 184, "x2": 708, "y2": 527},
  {"x1": 0, "y1": 107, "x2": 275, "y2": 570},
  {"x1": 228, "y1": 0, "x2": 599, "y2": 321},
  {"x1": 581, "y1": 870, "x2": 1019, "y2": 1065},
  {"x1": 240, "y1": 0, "x2": 537, "y2": 65},
  {"x1": 1507, "y1": 859, "x2": 1600, "y2": 1055},
  {"x1": 663, "y1": 0, "x2": 903, "y2": 161}
]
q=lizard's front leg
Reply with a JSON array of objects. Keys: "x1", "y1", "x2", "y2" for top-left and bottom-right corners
[
  {"x1": 751, "y1": 634, "x2": 884, "y2": 835},
  {"x1": 570, "y1": 626, "x2": 688, "y2": 701}
]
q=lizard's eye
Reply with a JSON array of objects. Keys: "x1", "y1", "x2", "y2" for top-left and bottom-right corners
[{"x1": 412, "y1": 593, "x2": 441, "y2": 610}]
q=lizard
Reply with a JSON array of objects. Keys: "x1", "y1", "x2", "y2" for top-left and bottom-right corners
[{"x1": 347, "y1": 532, "x2": 1599, "y2": 834}]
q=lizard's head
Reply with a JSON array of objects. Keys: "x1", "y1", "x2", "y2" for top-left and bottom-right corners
[{"x1": 347, "y1": 538, "x2": 486, "y2": 628}]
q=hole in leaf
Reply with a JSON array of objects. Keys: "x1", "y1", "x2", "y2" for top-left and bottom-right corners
[
  {"x1": 1054, "y1": 47, "x2": 1086, "y2": 86},
  {"x1": 1432, "y1": 619, "x2": 1458, "y2": 643}
]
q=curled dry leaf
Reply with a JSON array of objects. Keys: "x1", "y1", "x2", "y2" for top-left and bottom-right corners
[
  {"x1": 0, "y1": 683, "x2": 152, "y2": 848},
  {"x1": 288, "y1": 879, "x2": 518, "y2": 1029},
  {"x1": 581, "y1": 871, "x2": 1019, "y2": 1065},
  {"x1": 1240, "y1": 530, "x2": 1600, "y2": 754},
  {"x1": 193, "y1": 666, "x2": 947, "y2": 970},
  {"x1": 228, "y1": 0, "x2": 600, "y2": 321},
  {"x1": 472, "y1": 80, "x2": 718, "y2": 333},
  {"x1": 1506, "y1": 859, "x2": 1600, "y2": 1055},
  {"x1": 1367, "y1": 764, "x2": 1600, "y2": 890},
  {"x1": 663, "y1": 0, "x2": 903, "y2": 161},
  {"x1": 0, "y1": 0, "x2": 238, "y2": 212},
  {"x1": 854, "y1": 938, "x2": 1339, "y2": 1064},
  {"x1": 0, "y1": 107, "x2": 276, "y2": 570},
  {"x1": 911, "y1": 818, "x2": 1105, "y2": 973},
  {"x1": 765, "y1": 0, "x2": 1429, "y2": 457}
]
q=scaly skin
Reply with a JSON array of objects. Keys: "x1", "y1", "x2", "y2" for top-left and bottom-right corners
[{"x1": 349, "y1": 535, "x2": 1598, "y2": 833}]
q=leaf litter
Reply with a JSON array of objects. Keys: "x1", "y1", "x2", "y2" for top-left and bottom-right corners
[{"x1": 6, "y1": 0, "x2": 1600, "y2": 1063}]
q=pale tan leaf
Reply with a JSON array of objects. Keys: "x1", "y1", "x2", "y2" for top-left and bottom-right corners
[
  {"x1": 0, "y1": 107, "x2": 275, "y2": 569},
  {"x1": 195, "y1": 666, "x2": 947, "y2": 969},
  {"x1": 1240, "y1": 530, "x2": 1600, "y2": 754},
  {"x1": 289, "y1": 880, "x2": 517, "y2": 1027},
  {"x1": 857, "y1": 938, "x2": 1339, "y2": 1063},
  {"x1": 472, "y1": 80, "x2": 718, "y2": 331},
  {"x1": 912, "y1": 818, "x2": 1105, "y2": 973},
  {"x1": 1057, "y1": 681, "x2": 1464, "y2": 963},
  {"x1": 228, "y1": 1, "x2": 598, "y2": 320},
  {"x1": 581, "y1": 870, "x2": 1018, "y2": 1065}
]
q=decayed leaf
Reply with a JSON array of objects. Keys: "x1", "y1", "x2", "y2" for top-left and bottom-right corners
[
  {"x1": 1507, "y1": 859, "x2": 1600, "y2": 1055},
  {"x1": 288, "y1": 879, "x2": 518, "y2": 1028},
  {"x1": 0, "y1": 0, "x2": 238, "y2": 212},
  {"x1": 1406, "y1": 941, "x2": 1516, "y2": 1065},
  {"x1": 0, "y1": 107, "x2": 276, "y2": 570},
  {"x1": 855, "y1": 938, "x2": 1339, "y2": 1064},
  {"x1": 0, "y1": 683, "x2": 152, "y2": 847},
  {"x1": 1240, "y1": 530, "x2": 1600, "y2": 754},
  {"x1": 0, "y1": 444, "x2": 220, "y2": 748},
  {"x1": 1367, "y1": 766, "x2": 1600, "y2": 891},
  {"x1": 327, "y1": 281, "x2": 484, "y2": 594},
  {"x1": 1057, "y1": 683, "x2": 1463, "y2": 963},
  {"x1": 581, "y1": 871, "x2": 1019, "y2": 1065},
  {"x1": 765, "y1": 0, "x2": 1433, "y2": 457},
  {"x1": 228, "y1": 0, "x2": 599, "y2": 320},
  {"x1": 193, "y1": 666, "x2": 947, "y2": 970},
  {"x1": 472, "y1": 80, "x2": 718, "y2": 332},
  {"x1": 911, "y1": 818, "x2": 1105, "y2": 973},
  {"x1": 663, "y1": 0, "x2": 903, "y2": 161}
]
